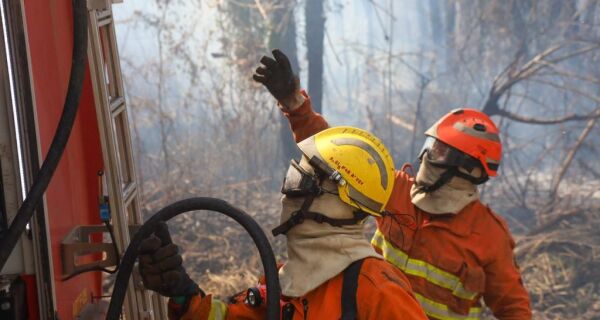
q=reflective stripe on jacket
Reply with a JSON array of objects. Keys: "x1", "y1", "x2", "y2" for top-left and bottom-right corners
[
  {"x1": 372, "y1": 231, "x2": 482, "y2": 319},
  {"x1": 170, "y1": 257, "x2": 427, "y2": 320},
  {"x1": 371, "y1": 230, "x2": 480, "y2": 300},
  {"x1": 374, "y1": 170, "x2": 531, "y2": 319},
  {"x1": 284, "y1": 95, "x2": 532, "y2": 320}
]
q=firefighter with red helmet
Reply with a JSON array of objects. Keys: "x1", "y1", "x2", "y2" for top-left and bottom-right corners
[
  {"x1": 253, "y1": 50, "x2": 532, "y2": 319},
  {"x1": 137, "y1": 127, "x2": 428, "y2": 319}
]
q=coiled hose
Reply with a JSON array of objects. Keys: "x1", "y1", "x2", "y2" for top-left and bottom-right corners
[
  {"x1": 106, "y1": 197, "x2": 281, "y2": 320},
  {"x1": 0, "y1": 0, "x2": 88, "y2": 270}
]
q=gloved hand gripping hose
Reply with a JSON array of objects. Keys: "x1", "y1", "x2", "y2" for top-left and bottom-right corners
[
  {"x1": 0, "y1": 0, "x2": 88, "y2": 270},
  {"x1": 106, "y1": 197, "x2": 281, "y2": 320}
]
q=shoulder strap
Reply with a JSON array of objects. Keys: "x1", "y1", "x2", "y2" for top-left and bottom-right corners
[
  {"x1": 272, "y1": 202, "x2": 368, "y2": 236},
  {"x1": 341, "y1": 259, "x2": 365, "y2": 320}
]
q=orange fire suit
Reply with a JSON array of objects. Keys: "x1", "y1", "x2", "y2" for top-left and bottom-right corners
[
  {"x1": 169, "y1": 257, "x2": 427, "y2": 319},
  {"x1": 283, "y1": 93, "x2": 532, "y2": 320}
]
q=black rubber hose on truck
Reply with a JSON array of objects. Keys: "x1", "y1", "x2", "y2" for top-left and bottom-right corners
[
  {"x1": 0, "y1": 1, "x2": 282, "y2": 318},
  {"x1": 106, "y1": 197, "x2": 281, "y2": 320},
  {"x1": 0, "y1": 0, "x2": 88, "y2": 270}
]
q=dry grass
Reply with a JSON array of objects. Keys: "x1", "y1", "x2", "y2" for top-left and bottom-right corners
[
  {"x1": 123, "y1": 184, "x2": 599, "y2": 317},
  {"x1": 516, "y1": 208, "x2": 600, "y2": 319},
  {"x1": 163, "y1": 189, "x2": 286, "y2": 300}
]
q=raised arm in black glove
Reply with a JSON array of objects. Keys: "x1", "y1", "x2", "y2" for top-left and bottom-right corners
[
  {"x1": 253, "y1": 49, "x2": 304, "y2": 110},
  {"x1": 138, "y1": 221, "x2": 201, "y2": 298}
]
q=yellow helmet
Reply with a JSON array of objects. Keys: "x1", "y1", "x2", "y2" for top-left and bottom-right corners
[{"x1": 297, "y1": 126, "x2": 395, "y2": 216}]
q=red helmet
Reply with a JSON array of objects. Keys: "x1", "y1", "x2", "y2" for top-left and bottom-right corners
[{"x1": 423, "y1": 108, "x2": 501, "y2": 177}]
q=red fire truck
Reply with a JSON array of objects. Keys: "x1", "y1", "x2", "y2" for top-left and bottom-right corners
[{"x1": 0, "y1": 0, "x2": 166, "y2": 318}]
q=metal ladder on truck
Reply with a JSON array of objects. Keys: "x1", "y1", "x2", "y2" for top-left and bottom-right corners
[{"x1": 86, "y1": 1, "x2": 168, "y2": 318}]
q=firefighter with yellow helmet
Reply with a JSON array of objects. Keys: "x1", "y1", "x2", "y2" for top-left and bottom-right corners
[
  {"x1": 253, "y1": 50, "x2": 532, "y2": 320},
  {"x1": 137, "y1": 127, "x2": 427, "y2": 319}
]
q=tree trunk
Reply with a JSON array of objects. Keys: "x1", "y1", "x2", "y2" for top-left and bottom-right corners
[
  {"x1": 561, "y1": 0, "x2": 579, "y2": 37},
  {"x1": 582, "y1": 0, "x2": 597, "y2": 27},
  {"x1": 510, "y1": 0, "x2": 530, "y2": 54},
  {"x1": 582, "y1": 0, "x2": 597, "y2": 39},
  {"x1": 429, "y1": 0, "x2": 443, "y2": 52},
  {"x1": 269, "y1": 1, "x2": 300, "y2": 166},
  {"x1": 443, "y1": 0, "x2": 456, "y2": 67},
  {"x1": 305, "y1": 0, "x2": 325, "y2": 114},
  {"x1": 428, "y1": 0, "x2": 447, "y2": 64}
]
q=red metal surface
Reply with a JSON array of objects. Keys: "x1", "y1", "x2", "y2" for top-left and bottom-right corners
[
  {"x1": 23, "y1": 1, "x2": 104, "y2": 319},
  {"x1": 21, "y1": 275, "x2": 39, "y2": 320}
]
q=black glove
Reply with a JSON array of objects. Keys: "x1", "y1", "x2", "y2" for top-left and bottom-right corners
[
  {"x1": 253, "y1": 49, "x2": 298, "y2": 101},
  {"x1": 138, "y1": 221, "x2": 201, "y2": 297}
]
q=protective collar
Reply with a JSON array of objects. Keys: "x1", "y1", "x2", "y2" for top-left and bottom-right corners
[
  {"x1": 411, "y1": 157, "x2": 479, "y2": 214},
  {"x1": 276, "y1": 158, "x2": 379, "y2": 297},
  {"x1": 272, "y1": 157, "x2": 366, "y2": 236},
  {"x1": 278, "y1": 193, "x2": 379, "y2": 297}
]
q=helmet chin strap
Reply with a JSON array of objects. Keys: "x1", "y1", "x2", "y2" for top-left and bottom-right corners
[
  {"x1": 454, "y1": 168, "x2": 489, "y2": 185},
  {"x1": 416, "y1": 164, "x2": 489, "y2": 194},
  {"x1": 271, "y1": 194, "x2": 368, "y2": 236},
  {"x1": 416, "y1": 167, "x2": 457, "y2": 193}
]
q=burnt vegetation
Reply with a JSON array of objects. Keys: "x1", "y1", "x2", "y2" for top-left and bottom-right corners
[{"x1": 115, "y1": 1, "x2": 600, "y2": 318}]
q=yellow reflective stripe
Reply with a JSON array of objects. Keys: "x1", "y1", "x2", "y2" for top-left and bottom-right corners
[
  {"x1": 371, "y1": 230, "x2": 478, "y2": 300},
  {"x1": 208, "y1": 299, "x2": 228, "y2": 320},
  {"x1": 371, "y1": 229, "x2": 409, "y2": 266},
  {"x1": 415, "y1": 293, "x2": 482, "y2": 320}
]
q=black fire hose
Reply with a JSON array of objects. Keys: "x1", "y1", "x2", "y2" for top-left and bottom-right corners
[
  {"x1": 0, "y1": 0, "x2": 88, "y2": 270},
  {"x1": 106, "y1": 197, "x2": 281, "y2": 320}
]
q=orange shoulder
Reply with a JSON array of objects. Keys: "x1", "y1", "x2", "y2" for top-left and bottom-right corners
[
  {"x1": 357, "y1": 258, "x2": 428, "y2": 319},
  {"x1": 359, "y1": 257, "x2": 413, "y2": 293},
  {"x1": 395, "y1": 166, "x2": 415, "y2": 189},
  {"x1": 473, "y1": 202, "x2": 516, "y2": 247},
  {"x1": 400, "y1": 163, "x2": 416, "y2": 177},
  {"x1": 385, "y1": 168, "x2": 414, "y2": 213},
  {"x1": 476, "y1": 203, "x2": 511, "y2": 233}
]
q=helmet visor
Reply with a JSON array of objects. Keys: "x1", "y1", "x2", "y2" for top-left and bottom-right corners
[
  {"x1": 419, "y1": 137, "x2": 483, "y2": 173},
  {"x1": 281, "y1": 159, "x2": 321, "y2": 197}
]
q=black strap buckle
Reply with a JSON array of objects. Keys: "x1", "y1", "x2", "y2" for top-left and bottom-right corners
[
  {"x1": 271, "y1": 211, "x2": 306, "y2": 236},
  {"x1": 313, "y1": 213, "x2": 325, "y2": 223},
  {"x1": 290, "y1": 211, "x2": 305, "y2": 225}
]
